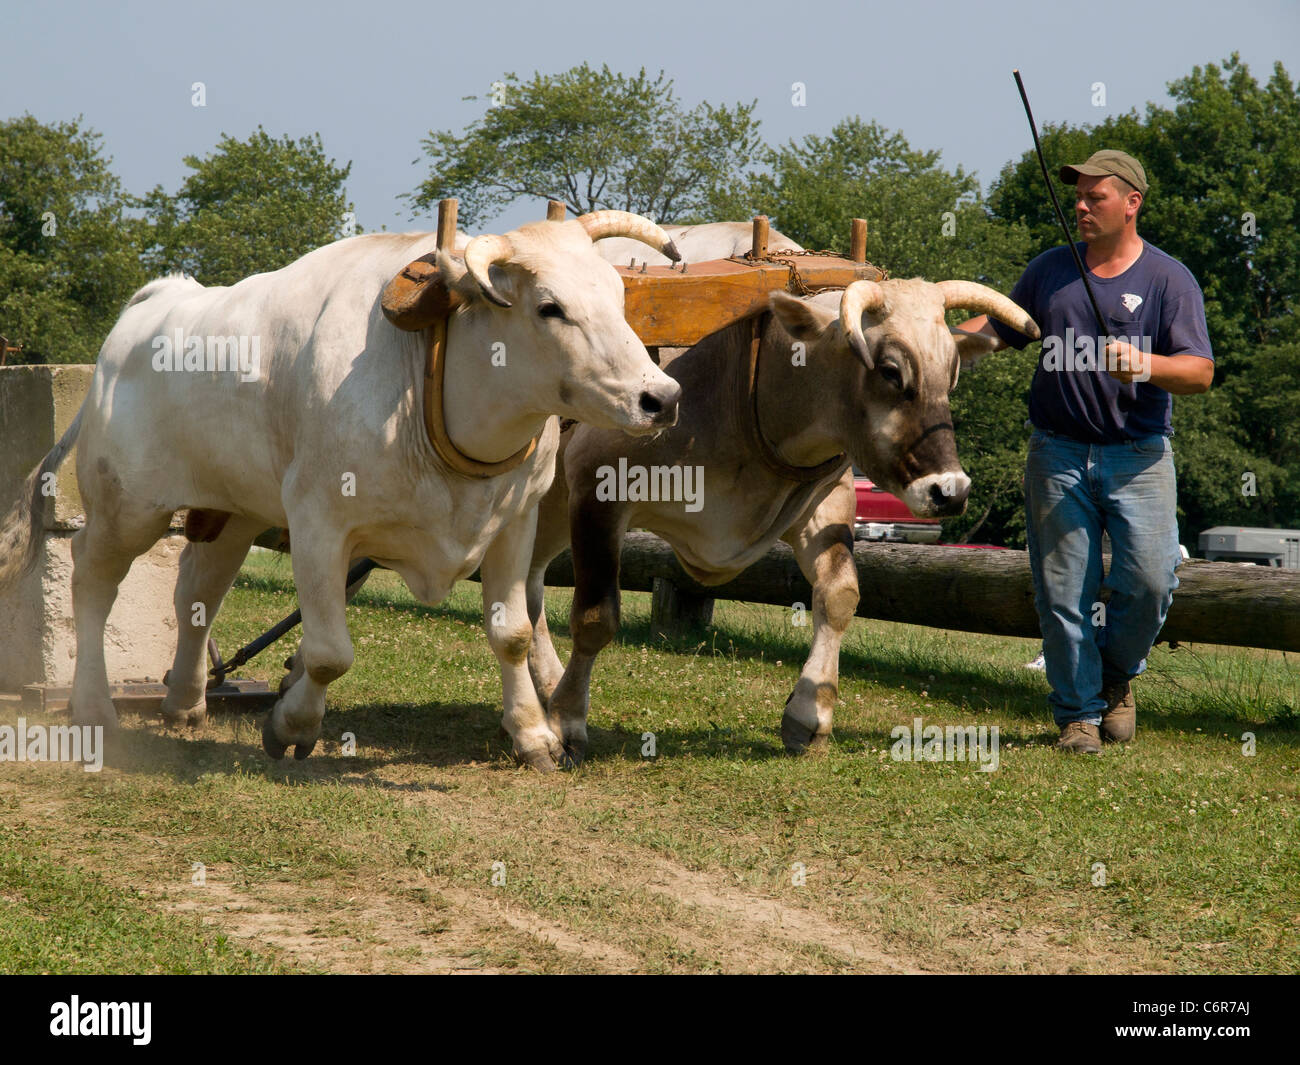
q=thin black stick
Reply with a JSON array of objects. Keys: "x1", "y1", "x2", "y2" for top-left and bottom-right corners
[
  {"x1": 208, "y1": 557, "x2": 379, "y2": 680},
  {"x1": 1012, "y1": 69, "x2": 1108, "y2": 335}
]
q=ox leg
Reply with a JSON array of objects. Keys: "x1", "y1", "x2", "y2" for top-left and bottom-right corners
[
  {"x1": 262, "y1": 530, "x2": 354, "y2": 761},
  {"x1": 525, "y1": 473, "x2": 572, "y2": 707},
  {"x1": 480, "y1": 508, "x2": 566, "y2": 772},
  {"x1": 280, "y1": 564, "x2": 374, "y2": 696},
  {"x1": 161, "y1": 515, "x2": 262, "y2": 727},
  {"x1": 779, "y1": 474, "x2": 859, "y2": 754},
  {"x1": 545, "y1": 508, "x2": 625, "y2": 767},
  {"x1": 68, "y1": 504, "x2": 173, "y2": 730},
  {"x1": 526, "y1": 562, "x2": 567, "y2": 708}
]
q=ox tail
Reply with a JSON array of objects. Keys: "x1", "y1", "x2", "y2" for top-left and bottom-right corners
[{"x1": 0, "y1": 406, "x2": 84, "y2": 588}]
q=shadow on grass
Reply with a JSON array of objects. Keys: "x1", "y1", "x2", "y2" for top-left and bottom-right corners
[
  {"x1": 98, "y1": 702, "x2": 953, "y2": 782},
  {"x1": 229, "y1": 569, "x2": 1297, "y2": 740},
  {"x1": 98, "y1": 688, "x2": 1300, "y2": 789},
  {"x1": 234, "y1": 566, "x2": 1054, "y2": 706}
]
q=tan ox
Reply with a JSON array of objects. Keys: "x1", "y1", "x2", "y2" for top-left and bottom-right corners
[{"x1": 525, "y1": 278, "x2": 1038, "y2": 763}]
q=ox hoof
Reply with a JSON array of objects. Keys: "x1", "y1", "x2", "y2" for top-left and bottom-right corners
[
  {"x1": 517, "y1": 748, "x2": 559, "y2": 773},
  {"x1": 781, "y1": 712, "x2": 830, "y2": 755},
  {"x1": 292, "y1": 740, "x2": 316, "y2": 761},
  {"x1": 161, "y1": 705, "x2": 206, "y2": 729},
  {"x1": 70, "y1": 697, "x2": 119, "y2": 731},
  {"x1": 560, "y1": 743, "x2": 586, "y2": 770},
  {"x1": 262, "y1": 715, "x2": 287, "y2": 760}
]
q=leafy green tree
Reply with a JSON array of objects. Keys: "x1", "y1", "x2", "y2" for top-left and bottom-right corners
[
  {"x1": 142, "y1": 127, "x2": 356, "y2": 286},
  {"x1": 0, "y1": 115, "x2": 146, "y2": 363},
  {"x1": 720, "y1": 118, "x2": 1031, "y2": 291},
  {"x1": 988, "y1": 55, "x2": 1300, "y2": 541},
  {"x1": 409, "y1": 64, "x2": 762, "y2": 227}
]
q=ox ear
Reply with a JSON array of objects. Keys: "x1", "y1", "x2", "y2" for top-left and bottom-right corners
[
  {"x1": 435, "y1": 248, "x2": 517, "y2": 307},
  {"x1": 950, "y1": 326, "x2": 1000, "y2": 371},
  {"x1": 768, "y1": 291, "x2": 836, "y2": 342},
  {"x1": 435, "y1": 248, "x2": 467, "y2": 285}
]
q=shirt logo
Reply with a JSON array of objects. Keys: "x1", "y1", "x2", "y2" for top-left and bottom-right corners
[{"x1": 1120, "y1": 293, "x2": 1143, "y2": 313}]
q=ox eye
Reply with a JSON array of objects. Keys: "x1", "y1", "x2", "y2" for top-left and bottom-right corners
[
  {"x1": 879, "y1": 362, "x2": 904, "y2": 390},
  {"x1": 538, "y1": 301, "x2": 567, "y2": 321}
]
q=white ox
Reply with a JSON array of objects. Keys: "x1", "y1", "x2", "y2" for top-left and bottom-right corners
[
  {"x1": 0, "y1": 211, "x2": 682, "y2": 770},
  {"x1": 593, "y1": 221, "x2": 804, "y2": 267}
]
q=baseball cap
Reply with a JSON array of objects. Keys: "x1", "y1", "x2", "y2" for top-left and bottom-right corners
[{"x1": 1060, "y1": 149, "x2": 1148, "y2": 195}]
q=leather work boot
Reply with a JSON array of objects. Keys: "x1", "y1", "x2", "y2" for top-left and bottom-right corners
[
  {"x1": 1100, "y1": 680, "x2": 1136, "y2": 743},
  {"x1": 1057, "y1": 721, "x2": 1102, "y2": 754}
]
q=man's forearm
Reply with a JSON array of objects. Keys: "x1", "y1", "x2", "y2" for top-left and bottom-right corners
[
  {"x1": 955, "y1": 314, "x2": 1008, "y2": 349},
  {"x1": 1141, "y1": 353, "x2": 1215, "y2": 394},
  {"x1": 1105, "y1": 341, "x2": 1214, "y2": 394}
]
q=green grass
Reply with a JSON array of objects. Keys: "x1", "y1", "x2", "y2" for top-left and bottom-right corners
[
  {"x1": 0, "y1": 820, "x2": 286, "y2": 974},
  {"x1": 0, "y1": 547, "x2": 1295, "y2": 973}
]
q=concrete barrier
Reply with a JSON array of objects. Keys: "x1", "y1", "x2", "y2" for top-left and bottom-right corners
[{"x1": 0, "y1": 365, "x2": 186, "y2": 691}]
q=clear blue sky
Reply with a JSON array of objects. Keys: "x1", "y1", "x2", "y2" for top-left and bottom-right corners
[{"x1": 4, "y1": 0, "x2": 1297, "y2": 233}]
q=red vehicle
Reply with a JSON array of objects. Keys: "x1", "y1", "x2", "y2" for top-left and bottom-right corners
[{"x1": 852, "y1": 468, "x2": 942, "y2": 543}]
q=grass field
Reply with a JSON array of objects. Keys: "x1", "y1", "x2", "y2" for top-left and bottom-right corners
[{"x1": 2, "y1": 549, "x2": 1297, "y2": 973}]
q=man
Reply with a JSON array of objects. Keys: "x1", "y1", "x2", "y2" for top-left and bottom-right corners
[{"x1": 957, "y1": 149, "x2": 1213, "y2": 753}]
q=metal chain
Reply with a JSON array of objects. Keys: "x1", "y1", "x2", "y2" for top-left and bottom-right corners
[{"x1": 731, "y1": 248, "x2": 889, "y2": 296}]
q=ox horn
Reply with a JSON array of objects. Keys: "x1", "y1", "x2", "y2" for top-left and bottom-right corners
[
  {"x1": 575, "y1": 210, "x2": 682, "y2": 263},
  {"x1": 936, "y1": 280, "x2": 1040, "y2": 339},
  {"x1": 463, "y1": 233, "x2": 515, "y2": 307},
  {"x1": 839, "y1": 280, "x2": 888, "y2": 370}
]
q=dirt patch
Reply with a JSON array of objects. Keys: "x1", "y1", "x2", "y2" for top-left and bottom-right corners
[
  {"x1": 434, "y1": 881, "x2": 641, "y2": 971},
  {"x1": 396, "y1": 787, "x2": 934, "y2": 973},
  {"x1": 1, "y1": 779, "x2": 633, "y2": 973},
  {"x1": 165, "y1": 867, "x2": 499, "y2": 974},
  {"x1": 641, "y1": 856, "x2": 929, "y2": 973}
]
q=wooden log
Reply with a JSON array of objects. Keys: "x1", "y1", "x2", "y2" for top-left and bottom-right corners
[
  {"x1": 547, "y1": 200, "x2": 566, "y2": 221},
  {"x1": 850, "y1": 218, "x2": 868, "y2": 263},
  {"x1": 537, "y1": 533, "x2": 1300, "y2": 653},
  {"x1": 650, "y1": 577, "x2": 715, "y2": 637},
  {"x1": 259, "y1": 527, "x2": 1300, "y2": 652}
]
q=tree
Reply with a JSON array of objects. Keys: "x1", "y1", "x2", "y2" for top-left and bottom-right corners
[
  {"x1": 142, "y1": 128, "x2": 356, "y2": 286},
  {"x1": 0, "y1": 115, "x2": 146, "y2": 363},
  {"x1": 723, "y1": 118, "x2": 1031, "y2": 291},
  {"x1": 409, "y1": 64, "x2": 763, "y2": 228}
]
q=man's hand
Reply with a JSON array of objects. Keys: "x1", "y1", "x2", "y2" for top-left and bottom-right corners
[
  {"x1": 1104, "y1": 341, "x2": 1214, "y2": 394},
  {"x1": 1104, "y1": 339, "x2": 1149, "y2": 383}
]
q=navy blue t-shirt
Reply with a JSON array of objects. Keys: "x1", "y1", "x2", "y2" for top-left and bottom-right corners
[{"x1": 991, "y1": 240, "x2": 1213, "y2": 444}]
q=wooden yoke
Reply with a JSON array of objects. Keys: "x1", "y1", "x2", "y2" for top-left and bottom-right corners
[
  {"x1": 381, "y1": 198, "x2": 539, "y2": 479},
  {"x1": 618, "y1": 236, "x2": 882, "y2": 349},
  {"x1": 379, "y1": 200, "x2": 463, "y2": 332},
  {"x1": 379, "y1": 208, "x2": 882, "y2": 475}
]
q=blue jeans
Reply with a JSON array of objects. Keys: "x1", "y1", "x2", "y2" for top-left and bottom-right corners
[{"x1": 1024, "y1": 429, "x2": 1182, "y2": 727}]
